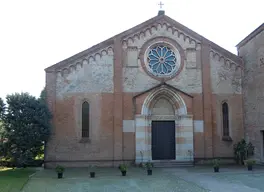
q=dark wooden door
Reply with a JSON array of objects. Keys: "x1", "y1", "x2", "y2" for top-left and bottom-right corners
[{"x1": 151, "y1": 121, "x2": 175, "y2": 160}]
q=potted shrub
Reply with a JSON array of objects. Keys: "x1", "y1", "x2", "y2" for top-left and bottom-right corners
[
  {"x1": 233, "y1": 139, "x2": 255, "y2": 165},
  {"x1": 55, "y1": 165, "x2": 65, "y2": 179},
  {"x1": 119, "y1": 164, "x2": 127, "y2": 176},
  {"x1": 89, "y1": 165, "x2": 96, "y2": 178},
  {"x1": 244, "y1": 159, "x2": 256, "y2": 171},
  {"x1": 144, "y1": 161, "x2": 153, "y2": 175},
  {"x1": 212, "y1": 159, "x2": 220, "y2": 172}
]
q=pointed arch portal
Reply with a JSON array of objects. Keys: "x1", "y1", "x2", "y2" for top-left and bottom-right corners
[
  {"x1": 135, "y1": 86, "x2": 194, "y2": 163},
  {"x1": 141, "y1": 86, "x2": 188, "y2": 116}
]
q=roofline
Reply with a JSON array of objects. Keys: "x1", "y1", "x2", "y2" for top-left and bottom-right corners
[
  {"x1": 236, "y1": 23, "x2": 264, "y2": 48},
  {"x1": 45, "y1": 38, "x2": 114, "y2": 72},
  {"x1": 209, "y1": 41, "x2": 242, "y2": 64},
  {"x1": 45, "y1": 14, "x2": 164, "y2": 72},
  {"x1": 163, "y1": 15, "x2": 241, "y2": 64},
  {"x1": 45, "y1": 14, "x2": 242, "y2": 72}
]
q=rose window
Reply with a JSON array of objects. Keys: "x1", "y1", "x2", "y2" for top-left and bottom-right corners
[{"x1": 147, "y1": 45, "x2": 178, "y2": 76}]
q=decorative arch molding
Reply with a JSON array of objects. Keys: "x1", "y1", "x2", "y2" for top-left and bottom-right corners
[
  {"x1": 149, "y1": 94, "x2": 177, "y2": 115},
  {"x1": 122, "y1": 21, "x2": 201, "y2": 49},
  {"x1": 141, "y1": 86, "x2": 187, "y2": 116},
  {"x1": 210, "y1": 49, "x2": 243, "y2": 93},
  {"x1": 55, "y1": 46, "x2": 114, "y2": 77},
  {"x1": 209, "y1": 49, "x2": 243, "y2": 70}
]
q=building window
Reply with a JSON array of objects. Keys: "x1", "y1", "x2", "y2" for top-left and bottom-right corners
[
  {"x1": 222, "y1": 102, "x2": 229, "y2": 137},
  {"x1": 82, "y1": 101, "x2": 90, "y2": 138},
  {"x1": 146, "y1": 44, "x2": 180, "y2": 77}
]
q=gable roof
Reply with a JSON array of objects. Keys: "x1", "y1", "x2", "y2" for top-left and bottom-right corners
[
  {"x1": 133, "y1": 82, "x2": 193, "y2": 99},
  {"x1": 45, "y1": 12, "x2": 241, "y2": 72},
  {"x1": 236, "y1": 23, "x2": 264, "y2": 49}
]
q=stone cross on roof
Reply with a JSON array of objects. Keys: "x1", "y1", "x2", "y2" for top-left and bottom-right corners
[
  {"x1": 158, "y1": 1, "x2": 165, "y2": 15},
  {"x1": 158, "y1": 1, "x2": 164, "y2": 9}
]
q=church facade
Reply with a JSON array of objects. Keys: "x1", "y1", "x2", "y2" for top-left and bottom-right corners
[{"x1": 44, "y1": 12, "x2": 247, "y2": 167}]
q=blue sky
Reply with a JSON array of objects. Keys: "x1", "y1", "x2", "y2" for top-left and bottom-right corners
[{"x1": 0, "y1": 0, "x2": 263, "y2": 99}]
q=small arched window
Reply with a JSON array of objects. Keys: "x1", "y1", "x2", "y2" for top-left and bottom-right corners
[
  {"x1": 222, "y1": 102, "x2": 229, "y2": 137},
  {"x1": 82, "y1": 101, "x2": 90, "y2": 138}
]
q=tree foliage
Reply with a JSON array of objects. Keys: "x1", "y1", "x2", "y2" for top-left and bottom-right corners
[
  {"x1": 1, "y1": 92, "x2": 52, "y2": 166},
  {"x1": 39, "y1": 87, "x2": 47, "y2": 103},
  {"x1": 0, "y1": 97, "x2": 5, "y2": 159},
  {"x1": 0, "y1": 97, "x2": 5, "y2": 120},
  {"x1": 233, "y1": 139, "x2": 254, "y2": 165}
]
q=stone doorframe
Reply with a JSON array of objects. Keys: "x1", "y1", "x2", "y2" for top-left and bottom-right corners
[{"x1": 135, "y1": 87, "x2": 194, "y2": 163}]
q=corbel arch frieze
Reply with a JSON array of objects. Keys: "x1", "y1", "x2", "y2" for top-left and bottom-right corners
[
  {"x1": 122, "y1": 22, "x2": 201, "y2": 50},
  {"x1": 210, "y1": 49, "x2": 243, "y2": 93},
  {"x1": 209, "y1": 50, "x2": 243, "y2": 72},
  {"x1": 56, "y1": 46, "x2": 114, "y2": 77}
]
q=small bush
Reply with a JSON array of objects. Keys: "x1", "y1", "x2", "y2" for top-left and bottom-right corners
[
  {"x1": 55, "y1": 165, "x2": 65, "y2": 173},
  {"x1": 212, "y1": 159, "x2": 220, "y2": 168},
  {"x1": 119, "y1": 164, "x2": 127, "y2": 172},
  {"x1": 144, "y1": 161, "x2": 153, "y2": 170},
  {"x1": 244, "y1": 159, "x2": 256, "y2": 166}
]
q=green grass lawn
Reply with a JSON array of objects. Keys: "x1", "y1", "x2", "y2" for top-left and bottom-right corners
[{"x1": 0, "y1": 168, "x2": 35, "y2": 192}]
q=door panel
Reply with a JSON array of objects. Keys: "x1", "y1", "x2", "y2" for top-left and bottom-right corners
[{"x1": 152, "y1": 121, "x2": 175, "y2": 160}]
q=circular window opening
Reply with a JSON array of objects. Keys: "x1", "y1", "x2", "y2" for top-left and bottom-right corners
[{"x1": 145, "y1": 44, "x2": 180, "y2": 77}]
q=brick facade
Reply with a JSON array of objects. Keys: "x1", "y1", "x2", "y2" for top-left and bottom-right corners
[{"x1": 44, "y1": 13, "x2": 245, "y2": 168}]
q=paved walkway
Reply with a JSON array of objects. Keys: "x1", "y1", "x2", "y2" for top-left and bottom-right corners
[{"x1": 22, "y1": 166, "x2": 264, "y2": 192}]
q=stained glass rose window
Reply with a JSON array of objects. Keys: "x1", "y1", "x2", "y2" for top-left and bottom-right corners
[{"x1": 147, "y1": 45, "x2": 178, "y2": 76}]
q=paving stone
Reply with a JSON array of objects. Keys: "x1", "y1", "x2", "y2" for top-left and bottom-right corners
[
  {"x1": 22, "y1": 168, "x2": 207, "y2": 192},
  {"x1": 22, "y1": 167, "x2": 264, "y2": 192}
]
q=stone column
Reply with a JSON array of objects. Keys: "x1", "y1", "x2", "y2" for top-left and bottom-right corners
[
  {"x1": 176, "y1": 115, "x2": 194, "y2": 161},
  {"x1": 135, "y1": 115, "x2": 150, "y2": 163}
]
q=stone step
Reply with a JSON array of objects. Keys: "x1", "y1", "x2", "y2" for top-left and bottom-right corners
[{"x1": 153, "y1": 161, "x2": 194, "y2": 168}]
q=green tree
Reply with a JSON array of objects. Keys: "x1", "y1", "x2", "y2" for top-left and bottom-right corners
[
  {"x1": 0, "y1": 98, "x2": 5, "y2": 158},
  {"x1": 2, "y1": 92, "x2": 52, "y2": 166},
  {"x1": 0, "y1": 97, "x2": 5, "y2": 119},
  {"x1": 0, "y1": 121, "x2": 4, "y2": 157},
  {"x1": 39, "y1": 87, "x2": 46, "y2": 103}
]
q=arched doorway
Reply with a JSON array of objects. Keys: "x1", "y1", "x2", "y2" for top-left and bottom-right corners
[
  {"x1": 135, "y1": 86, "x2": 194, "y2": 163},
  {"x1": 151, "y1": 97, "x2": 176, "y2": 160}
]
